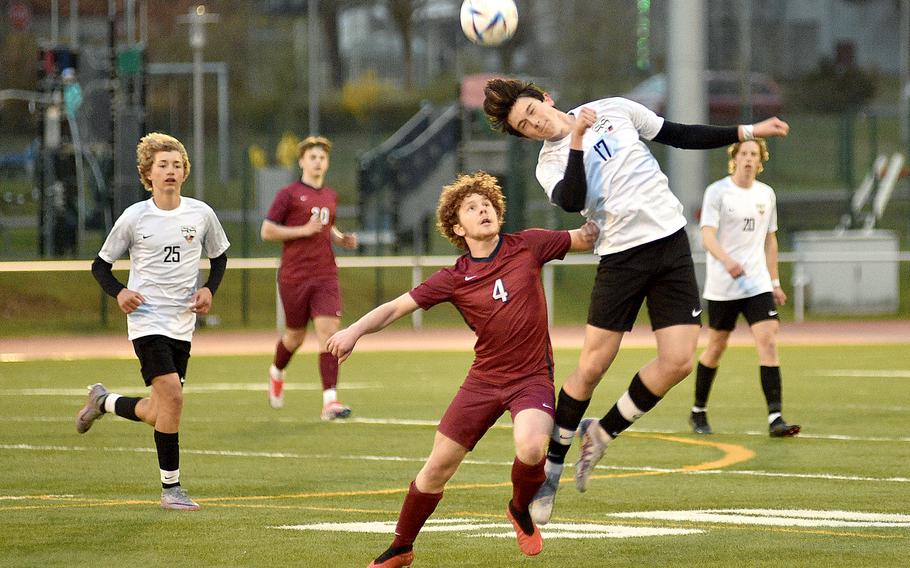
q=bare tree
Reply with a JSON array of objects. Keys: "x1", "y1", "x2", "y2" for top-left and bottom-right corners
[
  {"x1": 386, "y1": 0, "x2": 426, "y2": 90},
  {"x1": 320, "y1": 0, "x2": 347, "y2": 89}
]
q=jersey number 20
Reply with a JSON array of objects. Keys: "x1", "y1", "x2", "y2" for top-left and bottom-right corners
[{"x1": 311, "y1": 206, "x2": 330, "y2": 224}]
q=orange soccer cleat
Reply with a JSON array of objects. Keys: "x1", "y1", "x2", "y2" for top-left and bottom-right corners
[{"x1": 506, "y1": 500, "x2": 543, "y2": 556}]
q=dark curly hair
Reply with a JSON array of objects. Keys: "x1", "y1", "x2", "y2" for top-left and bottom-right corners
[
  {"x1": 483, "y1": 78, "x2": 545, "y2": 138},
  {"x1": 436, "y1": 172, "x2": 506, "y2": 250}
]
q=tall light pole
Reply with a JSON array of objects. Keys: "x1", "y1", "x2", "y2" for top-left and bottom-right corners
[
  {"x1": 308, "y1": 0, "x2": 319, "y2": 135},
  {"x1": 179, "y1": 5, "x2": 218, "y2": 200}
]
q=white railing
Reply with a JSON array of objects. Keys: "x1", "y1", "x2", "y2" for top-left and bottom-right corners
[{"x1": 1, "y1": 251, "x2": 908, "y2": 326}]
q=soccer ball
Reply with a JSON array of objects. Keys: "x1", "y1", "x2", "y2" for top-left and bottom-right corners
[{"x1": 460, "y1": 0, "x2": 518, "y2": 47}]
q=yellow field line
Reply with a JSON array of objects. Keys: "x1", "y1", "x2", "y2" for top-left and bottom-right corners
[{"x1": 1, "y1": 433, "x2": 749, "y2": 510}]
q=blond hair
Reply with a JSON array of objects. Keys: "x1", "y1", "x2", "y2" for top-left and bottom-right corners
[
  {"x1": 136, "y1": 132, "x2": 190, "y2": 191},
  {"x1": 727, "y1": 138, "x2": 770, "y2": 175},
  {"x1": 297, "y1": 135, "x2": 332, "y2": 159},
  {"x1": 436, "y1": 172, "x2": 506, "y2": 250}
]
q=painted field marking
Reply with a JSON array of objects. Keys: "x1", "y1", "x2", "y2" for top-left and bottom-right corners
[
  {"x1": 813, "y1": 369, "x2": 910, "y2": 378},
  {"x1": 0, "y1": 382, "x2": 378, "y2": 397},
  {"x1": 6, "y1": 413, "x2": 910, "y2": 443},
  {"x1": 610, "y1": 509, "x2": 910, "y2": 529},
  {"x1": 271, "y1": 518, "x2": 703, "y2": 540}
]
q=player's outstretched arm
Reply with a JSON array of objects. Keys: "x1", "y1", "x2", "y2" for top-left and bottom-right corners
[
  {"x1": 327, "y1": 292, "x2": 420, "y2": 363},
  {"x1": 749, "y1": 117, "x2": 789, "y2": 139},
  {"x1": 260, "y1": 217, "x2": 323, "y2": 242},
  {"x1": 568, "y1": 221, "x2": 599, "y2": 252}
]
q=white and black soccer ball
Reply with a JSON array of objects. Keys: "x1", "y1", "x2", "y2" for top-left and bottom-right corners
[{"x1": 460, "y1": 0, "x2": 518, "y2": 47}]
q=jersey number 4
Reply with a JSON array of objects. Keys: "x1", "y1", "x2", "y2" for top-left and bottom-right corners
[{"x1": 492, "y1": 278, "x2": 509, "y2": 303}]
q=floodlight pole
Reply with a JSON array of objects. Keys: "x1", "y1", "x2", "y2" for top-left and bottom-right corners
[
  {"x1": 308, "y1": 0, "x2": 320, "y2": 135},
  {"x1": 900, "y1": 0, "x2": 910, "y2": 151},
  {"x1": 179, "y1": 5, "x2": 219, "y2": 201}
]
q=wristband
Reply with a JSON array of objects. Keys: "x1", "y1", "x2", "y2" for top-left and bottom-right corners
[
  {"x1": 742, "y1": 124, "x2": 755, "y2": 141},
  {"x1": 771, "y1": 278, "x2": 781, "y2": 287}
]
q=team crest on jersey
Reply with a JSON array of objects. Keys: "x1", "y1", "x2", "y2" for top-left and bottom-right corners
[
  {"x1": 181, "y1": 225, "x2": 197, "y2": 242},
  {"x1": 755, "y1": 202, "x2": 766, "y2": 215}
]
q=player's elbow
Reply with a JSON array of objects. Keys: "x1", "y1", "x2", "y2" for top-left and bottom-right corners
[{"x1": 260, "y1": 221, "x2": 277, "y2": 241}]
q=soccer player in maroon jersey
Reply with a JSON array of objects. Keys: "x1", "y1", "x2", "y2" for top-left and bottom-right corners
[
  {"x1": 327, "y1": 172, "x2": 597, "y2": 568},
  {"x1": 261, "y1": 136, "x2": 358, "y2": 419}
]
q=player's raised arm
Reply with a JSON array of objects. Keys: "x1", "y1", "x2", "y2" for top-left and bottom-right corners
[
  {"x1": 749, "y1": 116, "x2": 789, "y2": 139},
  {"x1": 327, "y1": 292, "x2": 420, "y2": 363},
  {"x1": 568, "y1": 221, "x2": 598, "y2": 252}
]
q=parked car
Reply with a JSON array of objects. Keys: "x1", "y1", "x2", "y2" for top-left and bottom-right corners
[{"x1": 623, "y1": 71, "x2": 784, "y2": 123}]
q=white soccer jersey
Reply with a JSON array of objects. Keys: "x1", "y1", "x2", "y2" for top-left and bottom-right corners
[
  {"x1": 98, "y1": 196, "x2": 231, "y2": 341},
  {"x1": 536, "y1": 97, "x2": 685, "y2": 255},
  {"x1": 700, "y1": 176, "x2": 778, "y2": 301}
]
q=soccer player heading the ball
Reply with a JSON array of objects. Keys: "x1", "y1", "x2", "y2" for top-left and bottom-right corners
[
  {"x1": 79, "y1": 132, "x2": 230, "y2": 511},
  {"x1": 483, "y1": 78, "x2": 789, "y2": 525},
  {"x1": 689, "y1": 139, "x2": 800, "y2": 438},
  {"x1": 327, "y1": 172, "x2": 597, "y2": 568},
  {"x1": 260, "y1": 135, "x2": 358, "y2": 419}
]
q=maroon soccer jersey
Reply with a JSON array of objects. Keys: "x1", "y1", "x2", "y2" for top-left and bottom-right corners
[
  {"x1": 266, "y1": 180, "x2": 338, "y2": 281},
  {"x1": 409, "y1": 230, "x2": 571, "y2": 385}
]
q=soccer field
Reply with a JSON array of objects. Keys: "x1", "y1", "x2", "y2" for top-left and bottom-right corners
[{"x1": 1, "y1": 343, "x2": 908, "y2": 567}]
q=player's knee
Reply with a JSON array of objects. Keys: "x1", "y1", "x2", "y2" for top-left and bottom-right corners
[
  {"x1": 514, "y1": 437, "x2": 546, "y2": 465},
  {"x1": 577, "y1": 360, "x2": 607, "y2": 385},
  {"x1": 417, "y1": 464, "x2": 454, "y2": 490},
  {"x1": 283, "y1": 331, "x2": 305, "y2": 350},
  {"x1": 663, "y1": 356, "x2": 693, "y2": 380}
]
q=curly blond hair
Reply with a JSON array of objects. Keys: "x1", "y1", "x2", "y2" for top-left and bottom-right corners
[
  {"x1": 136, "y1": 132, "x2": 190, "y2": 191},
  {"x1": 727, "y1": 138, "x2": 770, "y2": 175},
  {"x1": 297, "y1": 135, "x2": 332, "y2": 159},
  {"x1": 436, "y1": 172, "x2": 506, "y2": 250}
]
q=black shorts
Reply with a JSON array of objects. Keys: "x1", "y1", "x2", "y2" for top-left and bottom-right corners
[
  {"x1": 707, "y1": 292, "x2": 779, "y2": 331},
  {"x1": 588, "y1": 228, "x2": 702, "y2": 332},
  {"x1": 132, "y1": 335, "x2": 191, "y2": 386}
]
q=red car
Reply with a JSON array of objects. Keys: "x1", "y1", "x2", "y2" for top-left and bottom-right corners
[{"x1": 623, "y1": 71, "x2": 784, "y2": 123}]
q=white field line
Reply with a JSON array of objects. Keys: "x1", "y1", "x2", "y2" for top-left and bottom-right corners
[
  {"x1": 271, "y1": 519, "x2": 703, "y2": 539},
  {"x1": 3, "y1": 414, "x2": 910, "y2": 443},
  {"x1": 1, "y1": 443, "x2": 907, "y2": 484},
  {"x1": 610, "y1": 509, "x2": 910, "y2": 528},
  {"x1": 813, "y1": 369, "x2": 910, "y2": 378},
  {"x1": 0, "y1": 382, "x2": 378, "y2": 396}
]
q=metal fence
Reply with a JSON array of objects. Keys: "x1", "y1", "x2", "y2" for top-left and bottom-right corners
[{"x1": 2, "y1": 251, "x2": 908, "y2": 327}]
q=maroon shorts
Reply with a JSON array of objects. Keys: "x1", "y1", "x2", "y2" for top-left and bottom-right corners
[
  {"x1": 278, "y1": 277, "x2": 342, "y2": 329},
  {"x1": 437, "y1": 374, "x2": 555, "y2": 451}
]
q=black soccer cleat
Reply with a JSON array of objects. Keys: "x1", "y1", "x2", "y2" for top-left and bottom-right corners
[
  {"x1": 689, "y1": 411, "x2": 712, "y2": 434},
  {"x1": 769, "y1": 417, "x2": 801, "y2": 437}
]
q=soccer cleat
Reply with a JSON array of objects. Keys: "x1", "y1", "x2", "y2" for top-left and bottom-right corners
[
  {"x1": 574, "y1": 418, "x2": 608, "y2": 493},
  {"x1": 689, "y1": 411, "x2": 713, "y2": 434},
  {"x1": 367, "y1": 545, "x2": 414, "y2": 568},
  {"x1": 529, "y1": 462, "x2": 563, "y2": 525},
  {"x1": 769, "y1": 417, "x2": 801, "y2": 437},
  {"x1": 321, "y1": 400, "x2": 352, "y2": 421},
  {"x1": 160, "y1": 486, "x2": 200, "y2": 511},
  {"x1": 75, "y1": 383, "x2": 108, "y2": 434},
  {"x1": 506, "y1": 500, "x2": 543, "y2": 556},
  {"x1": 268, "y1": 365, "x2": 284, "y2": 409}
]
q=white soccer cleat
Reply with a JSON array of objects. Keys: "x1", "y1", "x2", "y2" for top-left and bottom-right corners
[
  {"x1": 160, "y1": 486, "x2": 200, "y2": 511},
  {"x1": 268, "y1": 365, "x2": 285, "y2": 409},
  {"x1": 75, "y1": 383, "x2": 108, "y2": 434},
  {"x1": 529, "y1": 461, "x2": 563, "y2": 526},
  {"x1": 575, "y1": 418, "x2": 608, "y2": 493},
  {"x1": 321, "y1": 400, "x2": 352, "y2": 421}
]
